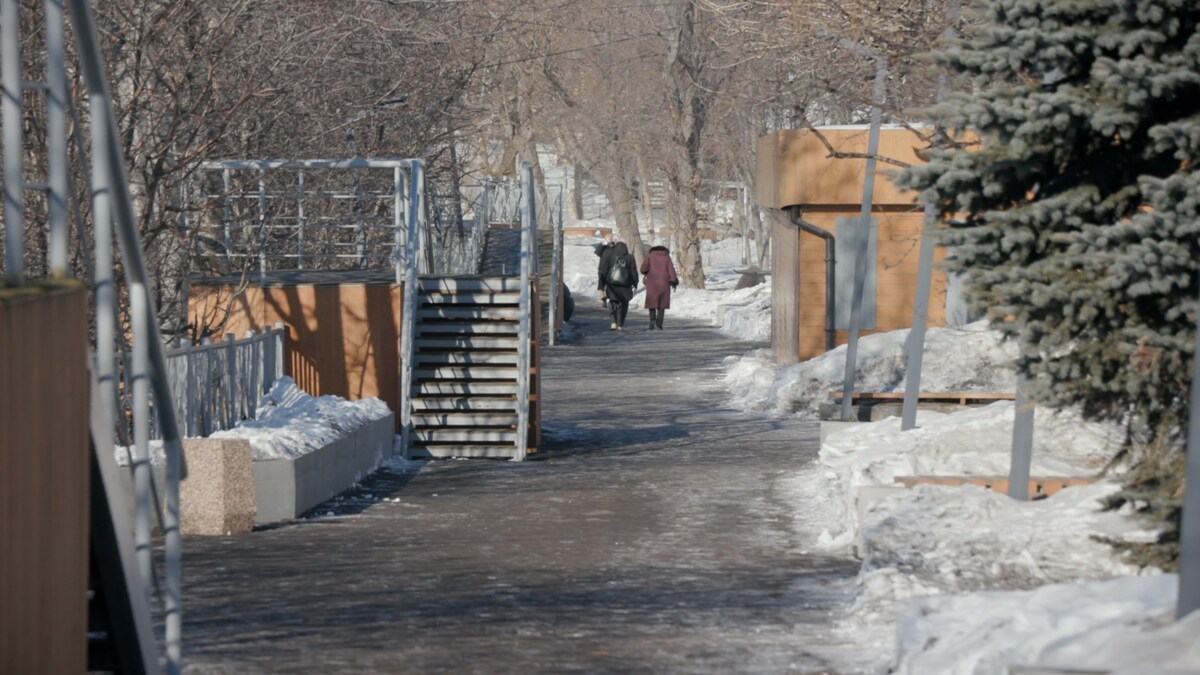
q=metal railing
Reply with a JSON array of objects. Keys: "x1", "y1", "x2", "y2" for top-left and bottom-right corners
[
  {"x1": 197, "y1": 159, "x2": 413, "y2": 283},
  {"x1": 398, "y1": 160, "x2": 425, "y2": 454},
  {"x1": 110, "y1": 327, "x2": 285, "y2": 443},
  {"x1": 515, "y1": 162, "x2": 537, "y2": 460},
  {"x1": 1, "y1": 0, "x2": 188, "y2": 670}
]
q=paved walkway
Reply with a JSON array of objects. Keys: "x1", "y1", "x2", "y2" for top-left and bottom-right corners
[{"x1": 180, "y1": 300, "x2": 858, "y2": 674}]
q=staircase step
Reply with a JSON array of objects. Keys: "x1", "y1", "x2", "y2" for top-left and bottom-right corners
[
  {"x1": 419, "y1": 276, "x2": 522, "y2": 294},
  {"x1": 414, "y1": 336, "x2": 520, "y2": 350},
  {"x1": 410, "y1": 397, "x2": 519, "y2": 411},
  {"x1": 412, "y1": 412, "x2": 519, "y2": 427},
  {"x1": 407, "y1": 444, "x2": 521, "y2": 459},
  {"x1": 413, "y1": 428, "x2": 518, "y2": 443},
  {"x1": 414, "y1": 351, "x2": 520, "y2": 366},
  {"x1": 418, "y1": 292, "x2": 520, "y2": 305},
  {"x1": 417, "y1": 321, "x2": 520, "y2": 336},
  {"x1": 415, "y1": 381, "x2": 518, "y2": 396},
  {"x1": 418, "y1": 306, "x2": 521, "y2": 320},
  {"x1": 413, "y1": 366, "x2": 517, "y2": 381}
]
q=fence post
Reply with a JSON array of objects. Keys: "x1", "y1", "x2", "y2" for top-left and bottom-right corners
[
  {"x1": 184, "y1": 342, "x2": 196, "y2": 437},
  {"x1": 200, "y1": 337, "x2": 212, "y2": 436},
  {"x1": 247, "y1": 330, "x2": 260, "y2": 418},
  {"x1": 274, "y1": 321, "x2": 285, "y2": 387},
  {"x1": 225, "y1": 334, "x2": 237, "y2": 428}
]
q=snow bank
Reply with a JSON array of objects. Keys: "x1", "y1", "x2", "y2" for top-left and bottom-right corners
[
  {"x1": 894, "y1": 575, "x2": 1195, "y2": 675},
  {"x1": 826, "y1": 479, "x2": 1152, "y2": 672},
  {"x1": 211, "y1": 377, "x2": 391, "y2": 461},
  {"x1": 723, "y1": 321, "x2": 1017, "y2": 417},
  {"x1": 810, "y1": 401, "x2": 1123, "y2": 550},
  {"x1": 772, "y1": 395, "x2": 1138, "y2": 672}
]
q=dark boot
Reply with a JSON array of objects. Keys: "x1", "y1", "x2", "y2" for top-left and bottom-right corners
[
  {"x1": 648, "y1": 309, "x2": 658, "y2": 330},
  {"x1": 656, "y1": 310, "x2": 665, "y2": 330}
]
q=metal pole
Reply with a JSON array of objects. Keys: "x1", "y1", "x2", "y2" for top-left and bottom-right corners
[
  {"x1": 549, "y1": 187, "x2": 560, "y2": 346},
  {"x1": 2, "y1": 0, "x2": 26, "y2": 284},
  {"x1": 67, "y1": 1, "x2": 185, "y2": 668},
  {"x1": 1008, "y1": 375, "x2": 1035, "y2": 500},
  {"x1": 91, "y1": 77, "x2": 118, "y2": 448},
  {"x1": 901, "y1": 200, "x2": 939, "y2": 431},
  {"x1": 1177, "y1": 301, "x2": 1200, "y2": 619},
  {"x1": 45, "y1": 0, "x2": 69, "y2": 276},
  {"x1": 839, "y1": 48, "x2": 887, "y2": 422},
  {"x1": 901, "y1": 0, "x2": 960, "y2": 431},
  {"x1": 516, "y1": 162, "x2": 534, "y2": 461},
  {"x1": 222, "y1": 168, "x2": 232, "y2": 264},
  {"x1": 297, "y1": 169, "x2": 305, "y2": 269},
  {"x1": 257, "y1": 168, "x2": 266, "y2": 284},
  {"x1": 399, "y1": 161, "x2": 422, "y2": 455},
  {"x1": 131, "y1": 287, "x2": 154, "y2": 596},
  {"x1": 393, "y1": 165, "x2": 403, "y2": 286}
]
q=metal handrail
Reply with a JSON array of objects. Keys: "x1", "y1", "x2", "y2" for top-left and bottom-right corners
[
  {"x1": 399, "y1": 160, "x2": 424, "y2": 455},
  {"x1": 515, "y1": 162, "x2": 535, "y2": 461},
  {"x1": 67, "y1": 0, "x2": 186, "y2": 669}
]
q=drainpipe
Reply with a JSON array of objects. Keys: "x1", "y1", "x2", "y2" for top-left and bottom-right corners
[{"x1": 785, "y1": 206, "x2": 836, "y2": 352}]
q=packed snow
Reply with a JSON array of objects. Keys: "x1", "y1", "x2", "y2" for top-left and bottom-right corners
[
  {"x1": 723, "y1": 321, "x2": 1017, "y2": 417},
  {"x1": 548, "y1": 221, "x2": 1190, "y2": 675},
  {"x1": 211, "y1": 376, "x2": 391, "y2": 461}
]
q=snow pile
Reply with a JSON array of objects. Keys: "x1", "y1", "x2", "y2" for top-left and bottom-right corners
[
  {"x1": 894, "y1": 575, "x2": 1197, "y2": 675},
  {"x1": 859, "y1": 482, "x2": 1144, "y2": 597},
  {"x1": 808, "y1": 401, "x2": 1122, "y2": 551},
  {"x1": 211, "y1": 376, "x2": 391, "y2": 461},
  {"x1": 723, "y1": 322, "x2": 1016, "y2": 416},
  {"x1": 777, "y1": 397, "x2": 1140, "y2": 672}
]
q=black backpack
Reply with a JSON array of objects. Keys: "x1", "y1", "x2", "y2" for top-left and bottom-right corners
[{"x1": 608, "y1": 257, "x2": 632, "y2": 286}]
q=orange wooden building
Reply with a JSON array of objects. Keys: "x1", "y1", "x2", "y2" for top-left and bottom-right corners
[{"x1": 756, "y1": 126, "x2": 968, "y2": 364}]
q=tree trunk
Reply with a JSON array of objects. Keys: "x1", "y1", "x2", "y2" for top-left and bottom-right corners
[
  {"x1": 600, "y1": 171, "x2": 645, "y2": 263},
  {"x1": 662, "y1": 2, "x2": 708, "y2": 288},
  {"x1": 635, "y1": 153, "x2": 656, "y2": 237},
  {"x1": 569, "y1": 162, "x2": 585, "y2": 220}
]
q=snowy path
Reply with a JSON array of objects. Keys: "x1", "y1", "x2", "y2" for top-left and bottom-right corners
[{"x1": 178, "y1": 300, "x2": 859, "y2": 673}]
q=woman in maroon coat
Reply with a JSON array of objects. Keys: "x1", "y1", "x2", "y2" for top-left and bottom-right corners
[{"x1": 640, "y1": 237, "x2": 678, "y2": 330}]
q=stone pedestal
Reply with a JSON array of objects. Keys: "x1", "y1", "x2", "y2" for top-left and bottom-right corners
[{"x1": 180, "y1": 439, "x2": 256, "y2": 535}]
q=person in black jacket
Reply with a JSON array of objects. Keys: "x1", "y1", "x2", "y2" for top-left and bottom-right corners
[
  {"x1": 593, "y1": 233, "x2": 614, "y2": 307},
  {"x1": 598, "y1": 240, "x2": 639, "y2": 331}
]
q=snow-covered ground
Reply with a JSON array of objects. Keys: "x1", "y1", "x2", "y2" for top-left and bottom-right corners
[{"x1": 550, "y1": 214, "x2": 1189, "y2": 674}]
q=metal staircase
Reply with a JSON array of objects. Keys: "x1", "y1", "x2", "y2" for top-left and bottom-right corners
[
  {"x1": 408, "y1": 276, "x2": 526, "y2": 458},
  {"x1": 398, "y1": 163, "x2": 546, "y2": 461}
]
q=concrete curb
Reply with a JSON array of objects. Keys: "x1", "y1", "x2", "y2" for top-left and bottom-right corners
[{"x1": 252, "y1": 413, "x2": 395, "y2": 524}]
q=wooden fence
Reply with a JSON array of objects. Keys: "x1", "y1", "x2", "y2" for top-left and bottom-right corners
[{"x1": 109, "y1": 326, "x2": 285, "y2": 442}]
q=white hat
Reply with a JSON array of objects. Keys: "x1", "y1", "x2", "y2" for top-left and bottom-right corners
[{"x1": 653, "y1": 237, "x2": 666, "y2": 247}]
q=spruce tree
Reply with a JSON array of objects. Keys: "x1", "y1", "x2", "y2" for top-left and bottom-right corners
[{"x1": 897, "y1": 0, "x2": 1200, "y2": 567}]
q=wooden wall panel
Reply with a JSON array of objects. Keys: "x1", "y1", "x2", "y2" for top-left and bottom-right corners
[
  {"x1": 189, "y1": 281, "x2": 404, "y2": 430},
  {"x1": 794, "y1": 210, "x2": 949, "y2": 361},
  {"x1": 758, "y1": 127, "x2": 961, "y2": 209},
  {"x1": 771, "y1": 219, "x2": 800, "y2": 364},
  {"x1": 0, "y1": 283, "x2": 89, "y2": 674}
]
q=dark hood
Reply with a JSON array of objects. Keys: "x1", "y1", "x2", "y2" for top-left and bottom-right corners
[
  {"x1": 649, "y1": 246, "x2": 669, "y2": 254},
  {"x1": 612, "y1": 242, "x2": 629, "y2": 257}
]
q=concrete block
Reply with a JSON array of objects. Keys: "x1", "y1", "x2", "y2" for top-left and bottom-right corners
[
  {"x1": 252, "y1": 412, "x2": 395, "y2": 525},
  {"x1": 251, "y1": 457, "x2": 297, "y2": 525},
  {"x1": 820, "y1": 420, "x2": 865, "y2": 445},
  {"x1": 179, "y1": 439, "x2": 256, "y2": 536}
]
